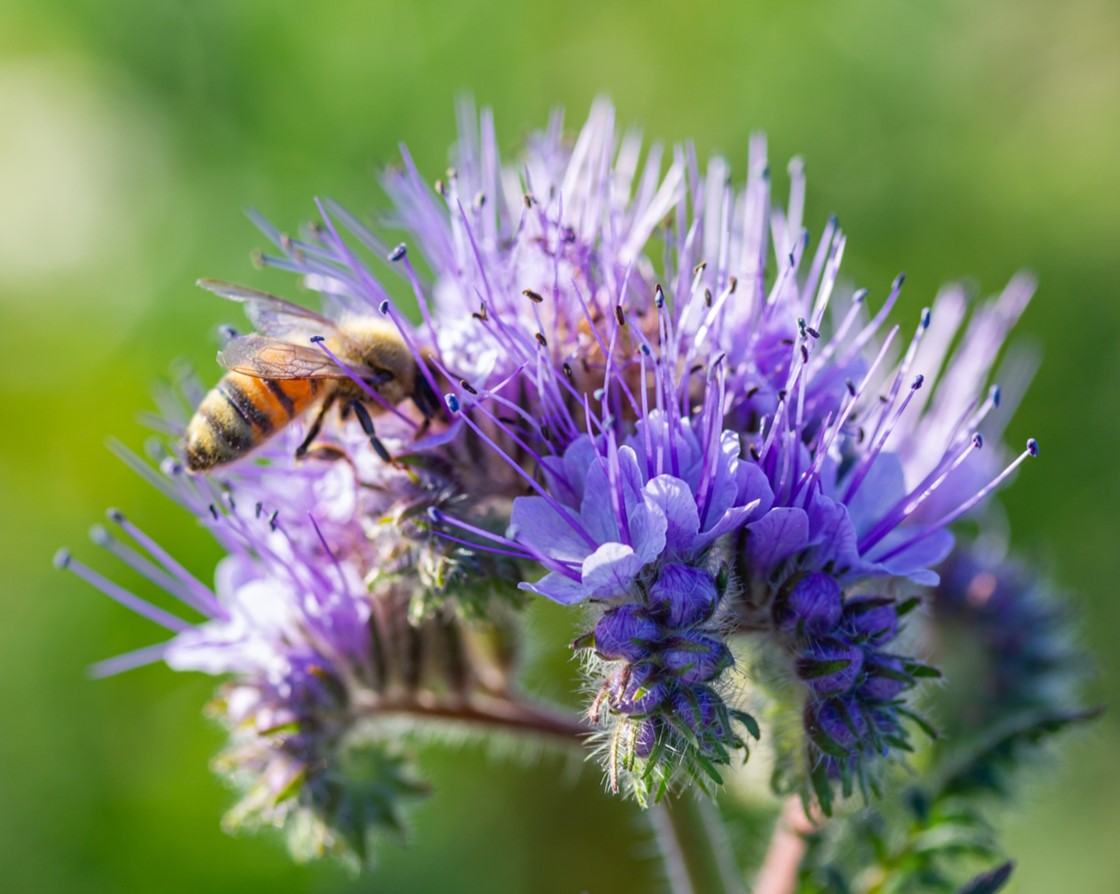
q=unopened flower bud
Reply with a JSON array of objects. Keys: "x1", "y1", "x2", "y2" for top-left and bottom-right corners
[
  {"x1": 594, "y1": 605, "x2": 660, "y2": 661},
  {"x1": 797, "y1": 639, "x2": 864, "y2": 697},
  {"x1": 610, "y1": 662, "x2": 668, "y2": 715},
  {"x1": 648, "y1": 563, "x2": 719, "y2": 629},
  {"x1": 842, "y1": 596, "x2": 899, "y2": 643},
  {"x1": 775, "y1": 572, "x2": 843, "y2": 636},
  {"x1": 662, "y1": 634, "x2": 733, "y2": 685}
]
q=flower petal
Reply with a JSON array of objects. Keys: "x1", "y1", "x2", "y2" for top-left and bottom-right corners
[
  {"x1": 582, "y1": 542, "x2": 644, "y2": 597},
  {"x1": 745, "y1": 507, "x2": 809, "y2": 575},
  {"x1": 643, "y1": 474, "x2": 701, "y2": 556},
  {"x1": 519, "y1": 572, "x2": 588, "y2": 605},
  {"x1": 508, "y1": 495, "x2": 590, "y2": 563}
]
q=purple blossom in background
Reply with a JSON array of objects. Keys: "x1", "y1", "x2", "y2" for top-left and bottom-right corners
[{"x1": 56, "y1": 99, "x2": 1065, "y2": 865}]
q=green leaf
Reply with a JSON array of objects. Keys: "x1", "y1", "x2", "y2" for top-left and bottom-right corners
[
  {"x1": 729, "y1": 708, "x2": 762, "y2": 740},
  {"x1": 809, "y1": 762, "x2": 834, "y2": 817},
  {"x1": 800, "y1": 658, "x2": 854, "y2": 679},
  {"x1": 904, "y1": 662, "x2": 943, "y2": 679}
]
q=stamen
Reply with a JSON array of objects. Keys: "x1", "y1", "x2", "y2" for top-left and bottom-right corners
[
  {"x1": 858, "y1": 432, "x2": 983, "y2": 553},
  {"x1": 842, "y1": 374, "x2": 924, "y2": 504},
  {"x1": 105, "y1": 509, "x2": 222, "y2": 616},
  {"x1": 453, "y1": 403, "x2": 598, "y2": 548},
  {"x1": 307, "y1": 513, "x2": 347, "y2": 586},
  {"x1": 309, "y1": 336, "x2": 416, "y2": 429},
  {"x1": 875, "y1": 438, "x2": 1039, "y2": 563},
  {"x1": 89, "y1": 525, "x2": 212, "y2": 615},
  {"x1": 87, "y1": 642, "x2": 169, "y2": 679},
  {"x1": 55, "y1": 550, "x2": 190, "y2": 632}
]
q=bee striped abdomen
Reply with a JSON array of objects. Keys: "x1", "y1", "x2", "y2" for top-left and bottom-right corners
[{"x1": 185, "y1": 372, "x2": 323, "y2": 471}]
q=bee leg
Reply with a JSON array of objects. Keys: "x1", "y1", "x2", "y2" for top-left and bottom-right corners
[
  {"x1": 412, "y1": 376, "x2": 441, "y2": 419},
  {"x1": 299, "y1": 443, "x2": 357, "y2": 469},
  {"x1": 295, "y1": 393, "x2": 336, "y2": 459},
  {"x1": 350, "y1": 401, "x2": 394, "y2": 464}
]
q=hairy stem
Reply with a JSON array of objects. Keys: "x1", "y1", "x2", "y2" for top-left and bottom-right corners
[
  {"x1": 754, "y1": 796, "x2": 814, "y2": 894},
  {"x1": 650, "y1": 794, "x2": 744, "y2": 894},
  {"x1": 353, "y1": 692, "x2": 592, "y2": 745}
]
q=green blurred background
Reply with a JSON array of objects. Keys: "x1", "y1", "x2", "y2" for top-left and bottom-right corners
[{"x1": 2, "y1": 0, "x2": 1117, "y2": 891}]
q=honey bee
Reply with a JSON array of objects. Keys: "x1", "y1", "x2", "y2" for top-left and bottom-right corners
[{"x1": 184, "y1": 280, "x2": 439, "y2": 472}]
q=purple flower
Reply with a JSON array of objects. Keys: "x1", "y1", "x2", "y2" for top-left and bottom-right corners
[
  {"x1": 59, "y1": 100, "x2": 1053, "y2": 823},
  {"x1": 506, "y1": 410, "x2": 771, "y2": 605}
]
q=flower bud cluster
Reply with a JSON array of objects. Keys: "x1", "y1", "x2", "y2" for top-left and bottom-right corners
[
  {"x1": 580, "y1": 562, "x2": 757, "y2": 801},
  {"x1": 774, "y1": 572, "x2": 927, "y2": 799},
  {"x1": 212, "y1": 649, "x2": 427, "y2": 866},
  {"x1": 931, "y1": 547, "x2": 1085, "y2": 736}
]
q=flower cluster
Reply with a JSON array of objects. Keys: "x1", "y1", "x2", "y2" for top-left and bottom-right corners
[
  {"x1": 778, "y1": 572, "x2": 928, "y2": 800},
  {"x1": 931, "y1": 543, "x2": 1087, "y2": 739},
  {"x1": 59, "y1": 99, "x2": 1054, "y2": 856}
]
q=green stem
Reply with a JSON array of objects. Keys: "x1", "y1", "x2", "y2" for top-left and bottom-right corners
[{"x1": 650, "y1": 794, "x2": 744, "y2": 894}]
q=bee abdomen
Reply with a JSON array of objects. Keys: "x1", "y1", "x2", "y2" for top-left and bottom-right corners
[{"x1": 185, "y1": 373, "x2": 322, "y2": 471}]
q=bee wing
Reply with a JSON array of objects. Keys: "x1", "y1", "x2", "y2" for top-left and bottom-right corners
[
  {"x1": 198, "y1": 279, "x2": 343, "y2": 341},
  {"x1": 217, "y1": 334, "x2": 385, "y2": 381}
]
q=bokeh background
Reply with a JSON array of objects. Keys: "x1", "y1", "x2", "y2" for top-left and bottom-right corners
[{"x1": 2, "y1": 0, "x2": 1118, "y2": 891}]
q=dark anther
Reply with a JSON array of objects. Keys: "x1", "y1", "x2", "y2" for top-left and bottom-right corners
[
  {"x1": 522, "y1": 288, "x2": 544, "y2": 303},
  {"x1": 389, "y1": 243, "x2": 407, "y2": 262},
  {"x1": 562, "y1": 362, "x2": 574, "y2": 380},
  {"x1": 614, "y1": 305, "x2": 626, "y2": 326},
  {"x1": 535, "y1": 332, "x2": 548, "y2": 348},
  {"x1": 459, "y1": 379, "x2": 478, "y2": 395}
]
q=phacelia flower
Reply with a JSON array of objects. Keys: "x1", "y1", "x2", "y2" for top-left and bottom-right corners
[{"x1": 60, "y1": 99, "x2": 1049, "y2": 839}]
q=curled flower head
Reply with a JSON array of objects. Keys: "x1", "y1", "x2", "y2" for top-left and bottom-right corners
[{"x1": 930, "y1": 542, "x2": 1088, "y2": 738}]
